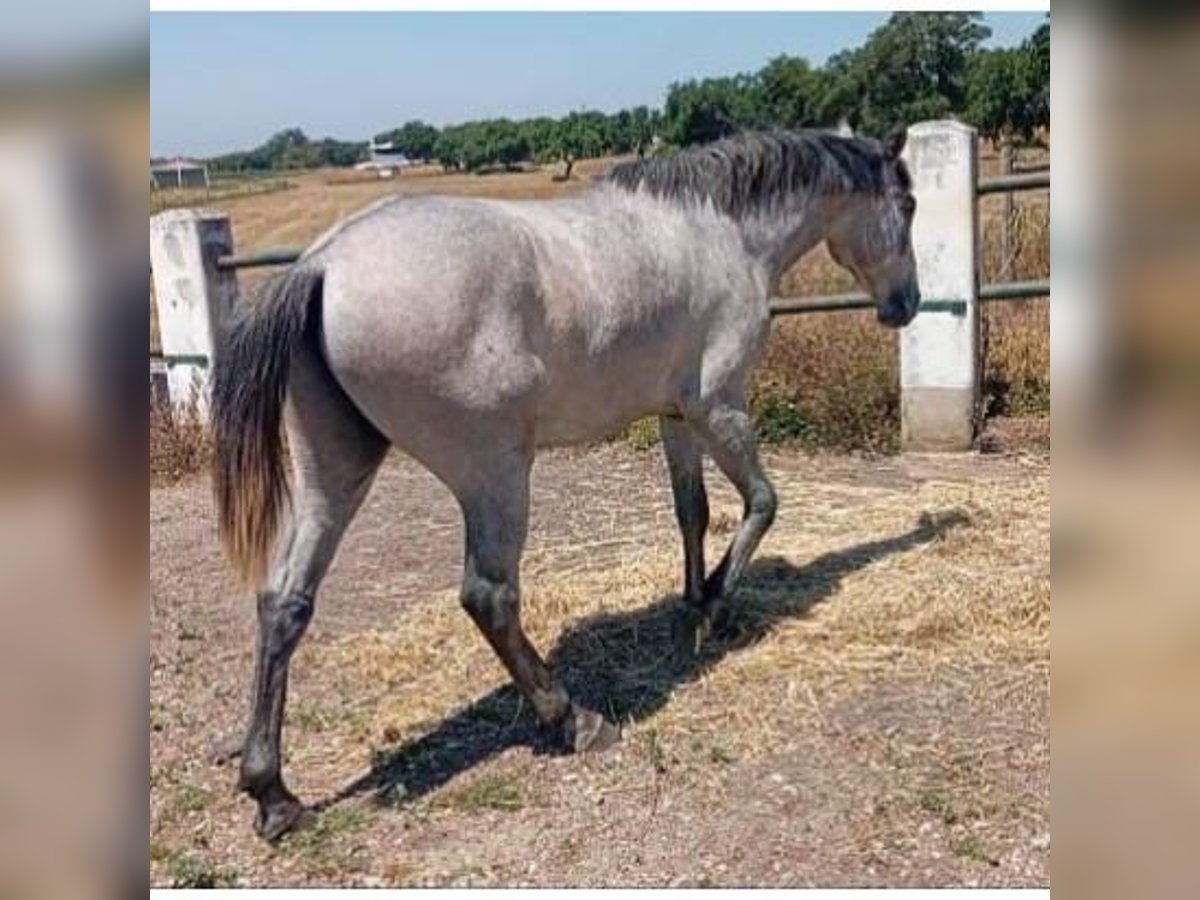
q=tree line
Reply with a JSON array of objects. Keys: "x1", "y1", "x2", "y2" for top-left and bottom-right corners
[
  {"x1": 206, "y1": 127, "x2": 368, "y2": 174},
  {"x1": 661, "y1": 13, "x2": 1048, "y2": 146},
  {"x1": 207, "y1": 13, "x2": 1049, "y2": 177}
]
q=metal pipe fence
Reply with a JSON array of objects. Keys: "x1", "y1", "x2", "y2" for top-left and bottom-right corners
[
  {"x1": 214, "y1": 245, "x2": 1048, "y2": 317},
  {"x1": 217, "y1": 248, "x2": 303, "y2": 270},
  {"x1": 976, "y1": 170, "x2": 1050, "y2": 197},
  {"x1": 768, "y1": 279, "x2": 1048, "y2": 317},
  {"x1": 212, "y1": 168, "x2": 1050, "y2": 315}
]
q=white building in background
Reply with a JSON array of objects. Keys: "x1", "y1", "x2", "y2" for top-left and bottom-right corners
[
  {"x1": 354, "y1": 140, "x2": 420, "y2": 178},
  {"x1": 150, "y1": 157, "x2": 209, "y2": 190}
]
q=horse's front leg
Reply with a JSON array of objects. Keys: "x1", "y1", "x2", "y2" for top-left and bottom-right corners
[
  {"x1": 661, "y1": 416, "x2": 709, "y2": 604},
  {"x1": 456, "y1": 448, "x2": 620, "y2": 754},
  {"x1": 661, "y1": 416, "x2": 714, "y2": 653},
  {"x1": 683, "y1": 397, "x2": 777, "y2": 644}
]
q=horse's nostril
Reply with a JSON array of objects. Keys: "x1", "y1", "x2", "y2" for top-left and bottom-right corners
[{"x1": 877, "y1": 291, "x2": 918, "y2": 328}]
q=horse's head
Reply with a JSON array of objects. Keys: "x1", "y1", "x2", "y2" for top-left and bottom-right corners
[{"x1": 826, "y1": 126, "x2": 920, "y2": 329}]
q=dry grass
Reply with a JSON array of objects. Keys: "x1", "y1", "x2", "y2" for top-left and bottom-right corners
[
  {"x1": 150, "y1": 399, "x2": 211, "y2": 486},
  {"x1": 438, "y1": 774, "x2": 526, "y2": 813},
  {"x1": 150, "y1": 174, "x2": 296, "y2": 215},
  {"x1": 980, "y1": 195, "x2": 1051, "y2": 417},
  {"x1": 150, "y1": 443, "x2": 1048, "y2": 887},
  {"x1": 300, "y1": 459, "x2": 1048, "y2": 772},
  {"x1": 750, "y1": 246, "x2": 899, "y2": 452}
]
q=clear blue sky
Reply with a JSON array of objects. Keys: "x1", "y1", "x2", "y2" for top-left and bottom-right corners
[{"x1": 151, "y1": 12, "x2": 1046, "y2": 158}]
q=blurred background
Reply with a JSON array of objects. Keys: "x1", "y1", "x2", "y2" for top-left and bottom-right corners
[
  {"x1": 0, "y1": 1, "x2": 146, "y2": 897},
  {"x1": 1051, "y1": 5, "x2": 1200, "y2": 899}
]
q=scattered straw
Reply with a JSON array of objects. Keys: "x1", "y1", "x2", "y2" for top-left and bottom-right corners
[{"x1": 296, "y1": 458, "x2": 1049, "y2": 768}]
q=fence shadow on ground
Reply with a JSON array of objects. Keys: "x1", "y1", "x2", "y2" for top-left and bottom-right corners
[{"x1": 316, "y1": 509, "x2": 969, "y2": 813}]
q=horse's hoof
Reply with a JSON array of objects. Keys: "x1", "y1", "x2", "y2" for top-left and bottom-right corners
[
  {"x1": 209, "y1": 734, "x2": 244, "y2": 767},
  {"x1": 253, "y1": 796, "x2": 311, "y2": 843},
  {"x1": 565, "y1": 706, "x2": 621, "y2": 754},
  {"x1": 710, "y1": 603, "x2": 735, "y2": 638},
  {"x1": 671, "y1": 604, "x2": 711, "y2": 658}
]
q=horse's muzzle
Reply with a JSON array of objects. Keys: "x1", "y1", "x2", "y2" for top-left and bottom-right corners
[{"x1": 877, "y1": 286, "x2": 921, "y2": 329}]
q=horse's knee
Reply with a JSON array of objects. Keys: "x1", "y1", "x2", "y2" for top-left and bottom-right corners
[
  {"x1": 460, "y1": 573, "x2": 518, "y2": 633},
  {"x1": 257, "y1": 591, "x2": 315, "y2": 657}
]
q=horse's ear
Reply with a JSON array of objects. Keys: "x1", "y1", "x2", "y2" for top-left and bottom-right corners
[{"x1": 884, "y1": 125, "x2": 908, "y2": 160}]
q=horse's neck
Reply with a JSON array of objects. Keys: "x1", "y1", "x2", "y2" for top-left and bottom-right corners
[{"x1": 741, "y1": 192, "x2": 849, "y2": 290}]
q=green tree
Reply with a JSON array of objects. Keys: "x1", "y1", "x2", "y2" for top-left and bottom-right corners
[
  {"x1": 313, "y1": 137, "x2": 368, "y2": 167},
  {"x1": 376, "y1": 120, "x2": 440, "y2": 160},
  {"x1": 823, "y1": 12, "x2": 992, "y2": 137},
  {"x1": 445, "y1": 119, "x2": 533, "y2": 173},
  {"x1": 756, "y1": 55, "x2": 828, "y2": 129},
  {"x1": 628, "y1": 105, "x2": 658, "y2": 157},
  {"x1": 490, "y1": 119, "x2": 531, "y2": 170},
  {"x1": 813, "y1": 48, "x2": 862, "y2": 130},
  {"x1": 549, "y1": 111, "x2": 607, "y2": 179},
  {"x1": 259, "y1": 128, "x2": 310, "y2": 169},
  {"x1": 520, "y1": 116, "x2": 560, "y2": 163},
  {"x1": 458, "y1": 122, "x2": 493, "y2": 171},
  {"x1": 662, "y1": 74, "x2": 763, "y2": 147},
  {"x1": 433, "y1": 127, "x2": 466, "y2": 171},
  {"x1": 965, "y1": 18, "x2": 1049, "y2": 144},
  {"x1": 966, "y1": 48, "x2": 1033, "y2": 142},
  {"x1": 208, "y1": 127, "x2": 366, "y2": 172},
  {"x1": 604, "y1": 109, "x2": 636, "y2": 155},
  {"x1": 1024, "y1": 20, "x2": 1050, "y2": 135}
]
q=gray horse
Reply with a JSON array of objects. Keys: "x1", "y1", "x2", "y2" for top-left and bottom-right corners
[{"x1": 211, "y1": 127, "x2": 920, "y2": 840}]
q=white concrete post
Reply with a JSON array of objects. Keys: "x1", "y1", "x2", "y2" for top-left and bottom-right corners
[
  {"x1": 901, "y1": 120, "x2": 981, "y2": 452},
  {"x1": 149, "y1": 209, "x2": 239, "y2": 412}
]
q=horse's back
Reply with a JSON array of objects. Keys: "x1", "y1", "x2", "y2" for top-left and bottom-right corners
[
  {"x1": 307, "y1": 191, "x2": 766, "y2": 469},
  {"x1": 318, "y1": 194, "x2": 541, "y2": 375}
]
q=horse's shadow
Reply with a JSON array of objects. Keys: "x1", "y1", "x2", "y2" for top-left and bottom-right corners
[{"x1": 317, "y1": 509, "x2": 968, "y2": 811}]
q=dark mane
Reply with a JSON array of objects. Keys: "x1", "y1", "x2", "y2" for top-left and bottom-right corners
[{"x1": 605, "y1": 130, "x2": 890, "y2": 218}]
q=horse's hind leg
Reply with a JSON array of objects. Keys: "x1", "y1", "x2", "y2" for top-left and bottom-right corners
[
  {"x1": 684, "y1": 395, "x2": 777, "y2": 640},
  {"x1": 455, "y1": 443, "x2": 619, "y2": 753},
  {"x1": 237, "y1": 351, "x2": 388, "y2": 841}
]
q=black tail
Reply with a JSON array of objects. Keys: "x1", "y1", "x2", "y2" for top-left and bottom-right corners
[{"x1": 211, "y1": 265, "x2": 323, "y2": 587}]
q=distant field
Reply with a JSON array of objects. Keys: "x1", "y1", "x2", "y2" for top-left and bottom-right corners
[
  {"x1": 214, "y1": 159, "x2": 610, "y2": 276},
  {"x1": 150, "y1": 172, "x2": 298, "y2": 215}
]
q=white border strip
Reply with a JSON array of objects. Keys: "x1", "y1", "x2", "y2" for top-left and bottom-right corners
[{"x1": 151, "y1": 1, "x2": 1051, "y2": 13}]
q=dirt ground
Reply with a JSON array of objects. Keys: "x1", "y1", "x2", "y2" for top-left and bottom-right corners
[{"x1": 150, "y1": 434, "x2": 1049, "y2": 888}]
